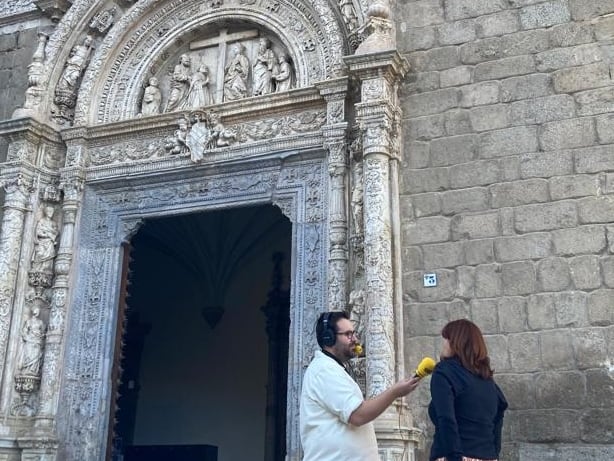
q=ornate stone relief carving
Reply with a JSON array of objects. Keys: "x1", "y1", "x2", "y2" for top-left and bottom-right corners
[
  {"x1": 55, "y1": 0, "x2": 345, "y2": 124},
  {"x1": 52, "y1": 156, "x2": 326, "y2": 460},
  {"x1": 88, "y1": 5, "x2": 117, "y2": 34},
  {"x1": 52, "y1": 34, "x2": 95, "y2": 124}
]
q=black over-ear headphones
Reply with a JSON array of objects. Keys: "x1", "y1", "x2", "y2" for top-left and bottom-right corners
[{"x1": 320, "y1": 312, "x2": 336, "y2": 347}]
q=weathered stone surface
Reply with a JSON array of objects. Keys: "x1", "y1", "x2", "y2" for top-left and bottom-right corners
[
  {"x1": 519, "y1": 0, "x2": 571, "y2": 30},
  {"x1": 422, "y1": 241, "x2": 464, "y2": 268},
  {"x1": 449, "y1": 159, "x2": 502, "y2": 188},
  {"x1": 537, "y1": 257, "x2": 570, "y2": 291},
  {"x1": 412, "y1": 192, "x2": 442, "y2": 217},
  {"x1": 574, "y1": 145, "x2": 614, "y2": 173},
  {"x1": 403, "y1": 216, "x2": 451, "y2": 244},
  {"x1": 569, "y1": 0, "x2": 614, "y2": 21},
  {"x1": 552, "y1": 63, "x2": 612, "y2": 93},
  {"x1": 407, "y1": 114, "x2": 446, "y2": 141},
  {"x1": 578, "y1": 197, "x2": 614, "y2": 224},
  {"x1": 451, "y1": 211, "x2": 501, "y2": 240},
  {"x1": 496, "y1": 373, "x2": 535, "y2": 409},
  {"x1": 440, "y1": 66, "x2": 473, "y2": 87},
  {"x1": 480, "y1": 126, "x2": 539, "y2": 158},
  {"x1": 494, "y1": 233, "x2": 552, "y2": 262},
  {"x1": 569, "y1": 255, "x2": 601, "y2": 290},
  {"x1": 539, "y1": 118, "x2": 596, "y2": 151},
  {"x1": 501, "y1": 73, "x2": 553, "y2": 102},
  {"x1": 464, "y1": 239, "x2": 495, "y2": 265},
  {"x1": 585, "y1": 369, "x2": 614, "y2": 408},
  {"x1": 490, "y1": 179, "x2": 549, "y2": 208},
  {"x1": 498, "y1": 296, "x2": 528, "y2": 332},
  {"x1": 572, "y1": 328, "x2": 609, "y2": 368},
  {"x1": 502, "y1": 261, "x2": 536, "y2": 295},
  {"x1": 460, "y1": 30, "x2": 550, "y2": 64},
  {"x1": 476, "y1": 10, "x2": 520, "y2": 38},
  {"x1": 510, "y1": 94, "x2": 576, "y2": 126},
  {"x1": 470, "y1": 298, "x2": 498, "y2": 333},
  {"x1": 404, "y1": 269, "x2": 458, "y2": 302},
  {"x1": 475, "y1": 263, "x2": 502, "y2": 298},
  {"x1": 474, "y1": 55, "x2": 535, "y2": 81},
  {"x1": 514, "y1": 201, "x2": 577, "y2": 233},
  {"x1": 401, "y1": 167, "x2": 449, "y2": 193},
  {"x1": 548, "y1": 22, "x2": 595, "y2": 47},
  {"x1": 430, "y1": 133, "x2": 478, "y2": 166},
  {"x1": 441, "y1": 187, "x2": 489, "y2": 214},
  {"x1": 549, "y1": 175, "x2": 599, "y2": 200},
  {"x1": 511, "y1": 410, "x2": 581, "y2": 442},
  {"x1": 587, "y1": 289, "x2": 614, "y2": 325},
  {"x1": 437, "y1": 19, "x2": 477, "y2": 45},
  {"x1": 575, "y1": 87, "x2": 614, "y2": 116},
  {"x1": 535, "y1": 371, "x2": 586, "y2": 408},
  {"x1": 400, "y1": 0, "x2": 446, "y2": 28},
  {"x1": 520, "y1": 151, "x2": 574, "y2": 178},
  {"x1": 444, "y1": 0, "x2": 507, "y2": 21},
  {"x1": 485, "y1": 334, "x2": 511, "y2": 371},
  {"x1": 508, "y1": 331, "x2": 541, "y2": 372},
  {"x1": 539, "y1": 329, "x2": 576, "y2": 369},
  {"x1": 519, "y1": 445, "x2": 614, "y2": 461},
  {"x1": 580, "y1": 408, "x2": 614, "y2": 443},
  {"x1": 552, "y1": 225, "x2": 607, "y2": 255},
  {"x1": 444, "y1": 109, "x2": 473, "y2": 135},
  {"x1": 404, "y1": 87, "x2": 460, "y2": 117},
  {"x1": 460, "y1": 81, "x2": 500, "y2": 107},
  {"x1": 408, "y1": 46, "x2": 461, "y2": 72},
  {"x1": 535, "y1": 43, "x2": 604, "y2": 72},
  {"x1": 469, "y1": 104, "x2": 511, "y2": 131}
]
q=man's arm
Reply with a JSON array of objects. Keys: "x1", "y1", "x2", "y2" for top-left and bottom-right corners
[{"x1": 348, "y1": 376, "x2": 420, "y2": 426}]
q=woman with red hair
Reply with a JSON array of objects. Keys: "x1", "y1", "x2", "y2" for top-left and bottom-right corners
[{"x1": 429, "y1": 319, "x2": 508, "y2": 461}]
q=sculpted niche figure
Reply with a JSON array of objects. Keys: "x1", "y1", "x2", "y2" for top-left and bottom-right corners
[
  {"x1": 139, "y1": 77, "x2": 162, "y2": 116},
  {"x1": 31, "y1": 205, "x2": 59, "y2": 274},
  {"x1": 274, "y1": 54, "x2": 293, "y2": 92},
  {"x1": 184, "y1": 64, "x2": 213, "y2": 109},
  {"x1": 56, "y1": 35, "x2": 94, "y2": 93},
  {"x1": 165, "y1": 54, "x2": 191, "y2": 112},
  {"x1": 19, "y1": 306, "x2": 46, "y2": 376},
  {"x1": 224, "y1": 43, "x2": 249, "y2": 101},
  {"x1": 252, "y1": 37, "x2": 277, "y2": 96}
]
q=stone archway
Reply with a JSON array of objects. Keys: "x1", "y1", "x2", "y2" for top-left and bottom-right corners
[{"x1": 55, "y1": 154, "x2": 328, "y2": 460}]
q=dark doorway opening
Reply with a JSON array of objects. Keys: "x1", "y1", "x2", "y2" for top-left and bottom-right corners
[{"x1": 107, "y1": 205, "x2": 292, "y2": 461}]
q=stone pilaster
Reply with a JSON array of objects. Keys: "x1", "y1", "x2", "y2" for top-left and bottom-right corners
[
  {"x1": 316, "y1": 78, "x2": 350, "y2": 311},
  {"x1": 36, "y1": 138, "x2": 87, "y2": 430},
  {"x1": 0, "y1": 171, "x2": 34, "y2": 400},
  {"x1": 345, "y1": 50, "x2": 419, "y2": 460}
]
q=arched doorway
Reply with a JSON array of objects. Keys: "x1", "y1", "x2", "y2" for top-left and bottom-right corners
[{"x1": 107, "y1": 205, "x2": 291, "y2": 461}]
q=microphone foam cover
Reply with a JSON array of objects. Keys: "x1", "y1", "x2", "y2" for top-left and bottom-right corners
[{"x1": 415, "y1": 357, "x2": 436, "y2": 378}]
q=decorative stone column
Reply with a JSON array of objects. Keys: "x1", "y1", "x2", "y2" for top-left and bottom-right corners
[
  {"x1": 316, "y1": 77, "x2": 350, "y2": 311},
  {"x1": 0, "y1": 171, "x2": 35, "y2": 390},
  {"x1": 36, "y1": 152, "x2": 86, "y2": 429},
  {"x1": 345, "y1": 50, "x2": 418, "y2": 459}
]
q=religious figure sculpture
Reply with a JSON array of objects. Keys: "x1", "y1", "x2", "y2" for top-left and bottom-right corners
[
  {"x1": 348, "y1": 289, "x2": 365, "y2": 340},
  {"x1": 53, "y1": 35, "x2": 94, "y2": 123},
  {"x1": 165, "y1": 54, "x2": 191, "y2": 112},
  {"x1": 340, "y1": 0, "x2": 359, "y2": 33},
  {"x1": 164, "y1": 117, "x2": 189, "y2": 155},
  {"x1": 139, "y1": 77, "x2": 162, "y2": 116},
  {"x1": 252, "y1": 37, "x2": 277, "y2": 96},
  {"x1": 184, "y1": 65, "x2": 213, "y2": 109},
  {"x1": 274, "y1": 54, "x2": 293, "y2": 92},
  {"x1": 211, "y1": 113, "x2": 236, "y2": 147},
  {"x1": 56, "y1": 35, "x2": 94, "y2": 93},
  {"x1": 31, "y1": 205, "x2": 59, "y2": 275},
  {"x1": 223, "y1": 43, "x2": 249, "y2": 101},
  {"x1": 18, "y1": 306, "x2": 46, "y2": 376}
]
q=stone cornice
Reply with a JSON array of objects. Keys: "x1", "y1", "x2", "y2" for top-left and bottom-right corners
[{"x1": 343, "y1": 49, "x2": 410, "y2": 81}]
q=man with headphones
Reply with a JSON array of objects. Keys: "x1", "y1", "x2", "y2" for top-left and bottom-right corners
[{"x1": 299, "y1": 311, "x2": 421, "y2": 460}]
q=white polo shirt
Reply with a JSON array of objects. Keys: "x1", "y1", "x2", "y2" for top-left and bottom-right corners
[{"x1": 299, "y1": 350, "x2": 379, "y2": 461}]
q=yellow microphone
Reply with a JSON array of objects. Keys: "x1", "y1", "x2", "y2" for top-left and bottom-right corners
[
  {"x1": 353, "y1": 343, "x2": 364, "y2": 356},
  {"x1": 413, "y1": 357, "x2": 436, "y2": 378}
]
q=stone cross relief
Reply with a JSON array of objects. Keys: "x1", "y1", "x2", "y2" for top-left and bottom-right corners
[{"x1": 140, "y1": 29, "x2": 295, "y2": 117}]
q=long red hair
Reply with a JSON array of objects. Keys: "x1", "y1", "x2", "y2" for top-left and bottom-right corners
[{"x1": 442, "y1": 319, "x2": 493, "y2": 379}]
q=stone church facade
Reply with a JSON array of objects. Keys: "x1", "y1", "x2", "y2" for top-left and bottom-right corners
[{"x1": 0, "y1": 0, "x2": 613, "y2": 460}]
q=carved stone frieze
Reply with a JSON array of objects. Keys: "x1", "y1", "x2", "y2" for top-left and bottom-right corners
[
  {"x1": 54, "y1": 0, "x2": 345, "y2": 124},
  {"x1": 0, "y1": 0, "x2": 37, "y2": 18}
]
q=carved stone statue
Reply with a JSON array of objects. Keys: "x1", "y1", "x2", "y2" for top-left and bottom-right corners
[
  {"x1": 31, "y1": 205, "x2": 59, "y2": 275},
  {"x1": 274, "y1": 54, "x2": 293, "y2": 92},
  {"x1": 165, "y1": 54, "x2": 191, "y2": 112},
  {"x1": 139, "y1": 77, "x2": 162, "y2": 116},
  {"x1": 211, "y1": 113, "x2": 236, "y2": 147},
  {"x1": 223, "y1": 43, "x2": 249, "y2": 101},
  {"x1": 184, "y1": 64, "x2": 213, "y2": 109},
  {"x1": 18, "y1": 306, "x2": 46, "y2": 376},
  {"x1": 56, "y1": 35, "x2": 94, "y2": 93},
  {"x1": 252, "y1": 37, "x2": 277, "y2": 96},
  {"x1": 340, "y1": 0, "x2": 359, "y2": 33},
  {"x1": 164, "y1": 117, "x2": 189, "y2": 155}
]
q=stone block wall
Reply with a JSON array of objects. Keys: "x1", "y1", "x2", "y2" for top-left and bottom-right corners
[{"x1": 395, "y1": 1, "x2": 614, "y2": 460}]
